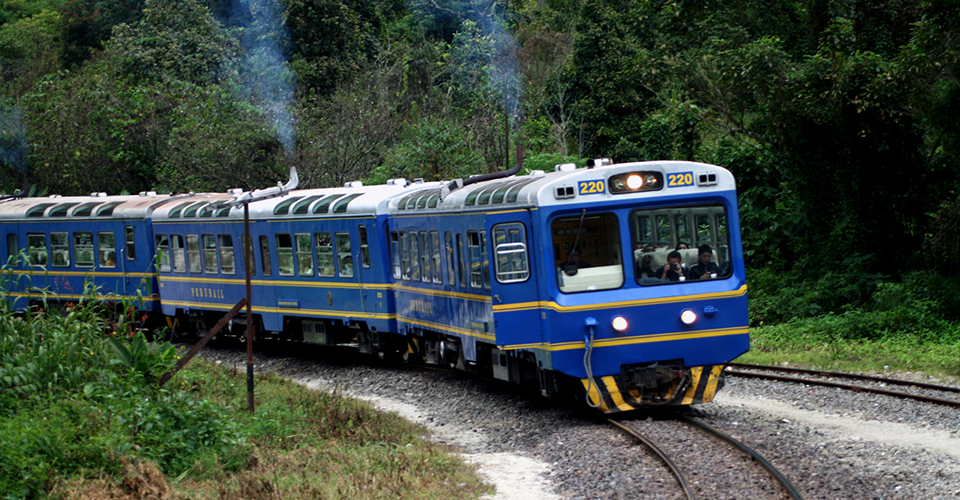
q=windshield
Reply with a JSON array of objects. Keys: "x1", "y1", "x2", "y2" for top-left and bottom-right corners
[
  {"x1": 551, "y1": 212, "x2": 623, "y2": 293},
  {"x1": 630, "y1": 204, "x2": 732, "y2": 285}
]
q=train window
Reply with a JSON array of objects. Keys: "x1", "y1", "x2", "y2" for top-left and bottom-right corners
[
  {"x1": 202, "y1": 234, "x2": 218, "y2": 273},
  {"x1": 315, "y1": 232, "x2": 335, "y2": 277},
  {"x1": 390, "y1": 231, "x2": 401, "y2": 278},
  {"x1": 124, "y1": 226, "x2": 136, "y2": 260},
  {"x1": 186, "y1": 235, "x2": 202, "y2": 273},
  {"x1": 409, "y1": 231, "x2": 421, "y2": 282},
  {"x1": 419, "y1": 232, "x2": 431, "y2": 283},
  {"x1": 552, "y1": 212, "x2": 623, "y2": 293},
  {"x1": 155, "y1": 234, "x2": 171, "y2": 272},
  {"x1": 493, "y1": 223, "x2": 529, "y2": 283},
  {"x1": 76, "y1": 232, "x2": 94, "y2": 268},
  {"x1": 49, "y1": 203, "x2": 78, "y2": 217},
  {"x1": 50, "y1": 232, "x2": 69, "y2": 267},
  {"x1": 332, "y1": 193, "x2": 363, "y2": 213},
  {"x1": 98, "y1": 232, "x2": 117, "y2": 268},
  {"x1": 274, "y1": 196, "x2": 304, "y2": 215},
  {"x1": 6, "y1": 234, "x2": 17, "y2": 264},
  {"x1": 467, "y1": 230, "x2": 481, "y2": 288},
  {"x1": 336, "y1": 232, "x2": 354, "y2": 278},
  {"x1": 313, "y1": 194, "x2": 345, "y2": 214},
  {"x1": 95, "y1": 202, "x2": 123, "y2": 217},
  {"x1": 219, "y1": 235, "x2": 235, "y2": 274},
  {"x1": 629, "y1": 204, "x2": 731, "y2": 285},
  {"x1": 171, "y1": 235, "x2": 186, "y2": 273},
  {"x1": 293, "y1": 195, "x2": 322, "y2": 215},
  {"x1": 480, "y1": 231, "x2": 490, "y2": 290},
  {"x1": 358, "y1": 226, "x2": 370, "y2": 269},
  {"x1": 399, "y1": 231, "x2": 410, "y2": 280},
  {"x1": 431, "y1": 231, "x2": 442, "y2": 284},
  {"x1": 445, "y1": 231, "x2": 455, "y2": 286},
  {"x1": 276, "y1": 234, "x2": 294, "y2": 276},
  {"x1": 26, "y1": 233, "x2": 47, "y2": 266},
  {"x1": 259, "y1": 236, "x2": 272, "y2": 276},
  {"x1": 457, "y1": 233, "x2": 466, "y2": 287},
  {"x1": 71, "y1": 202, "x2": 102, "y2": 217},
  {"x1": 296, "y1": 233, "x2": 315, "y2": 277}
]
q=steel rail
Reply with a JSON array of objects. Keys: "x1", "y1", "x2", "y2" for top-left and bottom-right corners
[
  {"x1": 679, "y1": 414, "x2": 804, "y2": 500},
  {"x1": 729, "y1": 363, "x2": 960, "y2": 394},
  {"x1": 726, "y1": 365, "x2": 960, "y2": 408},
  {"x1": 606, "y1": 418, "x2": 696, "y2": 500}
]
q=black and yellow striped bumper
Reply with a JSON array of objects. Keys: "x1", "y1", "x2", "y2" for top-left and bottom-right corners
[{"x1": 581, "y1": 365, "x2": 726, "y2": 413}]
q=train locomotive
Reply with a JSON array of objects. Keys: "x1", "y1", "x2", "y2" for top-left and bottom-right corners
[{"x1": 0, "y1": 159, "x2": 749, "y2": 413}]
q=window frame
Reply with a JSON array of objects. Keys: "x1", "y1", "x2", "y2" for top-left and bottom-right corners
[
  {"x1": 493, "y1": 223, "x2": 530, "y2": 284},
  {"x1": 50, "y1": 232, "x2": 70, "y2": 267},
  {"x1": 202, "y1": 234, "x2": 219, "y2": 274},
  {"x1": 75, "y1": 232, "x2": 94, "y2": 268}
]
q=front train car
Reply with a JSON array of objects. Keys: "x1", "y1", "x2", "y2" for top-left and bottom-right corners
[
  {"x1": 390, "y1": 159, "x2": 748, "y2": 413},
  {"x1": 523, "y1": 160, "x2": 749, "y2": 412}
]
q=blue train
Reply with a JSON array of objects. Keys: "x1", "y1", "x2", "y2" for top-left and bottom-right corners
[{"x1": 0, "y1": 159, "x2": 748, "y2": 413}]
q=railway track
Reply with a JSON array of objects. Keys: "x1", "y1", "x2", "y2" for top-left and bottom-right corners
[
  {"x1": 726, "y1": 363, "x2": 960, "y2": 408},
  {"x1": 607, "y1": 413, "x2": 803, "y2": 500}
]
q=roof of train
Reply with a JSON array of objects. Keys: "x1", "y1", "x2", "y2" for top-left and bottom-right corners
[
  {"x1": 0, "y1": 161, "x2": 734, "y2": 223},
  {"x1": 0, "y1": 192, "x2": 179, "y2": 220},
  {"x1": 388, "y1": 160, "x2": 735, "y2": 214}
]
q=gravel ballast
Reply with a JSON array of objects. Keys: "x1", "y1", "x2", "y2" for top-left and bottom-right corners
[{"x1": 198, "y1": 345, "x2": 960, "y2": 499}]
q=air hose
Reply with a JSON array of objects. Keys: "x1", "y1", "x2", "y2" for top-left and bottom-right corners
[{"x1": 583, "y1": 318, "x2": 601, "y2": 408}]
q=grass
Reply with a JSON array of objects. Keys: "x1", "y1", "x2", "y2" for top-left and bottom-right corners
[
  {"x1": 49, "y1": 360, "x2": 492, "y2": 499},
  {"x1": 0, "y1": 297, "x2": 492, "y2": 500},
  {"x1": 740, "y1": 320, "x2": 960, "y2": 379}
]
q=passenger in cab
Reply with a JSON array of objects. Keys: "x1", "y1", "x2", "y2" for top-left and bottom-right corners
[
  {"x1": 676, "y1": 242, "x2": 689, "y2": 250},
  {"x1": 656, "y1": 251, "x2": 686, "y2": 281},
  {"x1": 689, "y1": 244, "x2": 721, "y2": 280}
]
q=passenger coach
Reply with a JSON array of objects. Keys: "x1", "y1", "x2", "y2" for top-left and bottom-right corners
[
  {"x1": 0, "y1": 192, "x2": 177, "y2": 314},
  {"x1": 150, "y1": 182, "x2": 420, "y2": 351}
]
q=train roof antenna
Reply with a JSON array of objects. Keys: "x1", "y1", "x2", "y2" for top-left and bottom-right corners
[{"x1": 227, "y1": 166, "x2": 299, "y2": 207}]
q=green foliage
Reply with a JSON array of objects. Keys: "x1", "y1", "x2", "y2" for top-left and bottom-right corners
[
  {"x1": 107, "y1": 0, "x2": 238, "y2": 86},
  {"x1": 366, "y1": 118, "x2": 485, "y2": 183}
]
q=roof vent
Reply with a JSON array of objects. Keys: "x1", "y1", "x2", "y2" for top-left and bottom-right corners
[
  {"x1": 414, "y1": 178, "x2": 425, "y2": 184},
  {"x1": 90, "y1": 192, "x2": 108, "y2": 197},
  {"x1": 555, "y1": 163, "x2": 577, "y2": 172},
  {"x1": 48, "y1": 194, "x2": 62, "y2": 198},
  {"x1": 138, "y1": 191, "x2": 158, "y2": 197},
  {"x1": 529, "y1": 170, "x2": 545, "y2": 176},
  {"x1": 386, "y1": 178, "x2": 407, "y2": 186},
  {"x1": 344, "y1": 181, "x2": 363, "y2": 188},
  {"x1": 227, "y1": 188, "x2": 244, "y2": 195},
  {"x1": 586, "y1": 158, "x2": 613, "y2": 168}
]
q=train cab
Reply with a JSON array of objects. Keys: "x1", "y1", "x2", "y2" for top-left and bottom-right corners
[{"x1": 522, "y1": 161, "x2": 749, "y2": 411}]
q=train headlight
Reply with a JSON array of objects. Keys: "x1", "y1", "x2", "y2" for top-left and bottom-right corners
[
  {"x1": 609, "y1": 171, "x2": 664, "y2": 194},
  {"x1": 679, "y1": 309, "x2": 697, "y2": 325},
  {"x1": 611, "y1": 315, "x2": 629, "y2": 332}
]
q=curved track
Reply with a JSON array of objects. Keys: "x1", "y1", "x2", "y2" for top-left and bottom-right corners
[
  {"x1": 726, "y1": 363, "x2": 960, "y2": 408},
  {"x1": 606, "y1": 414, "x2": 803, "y2": 500}
]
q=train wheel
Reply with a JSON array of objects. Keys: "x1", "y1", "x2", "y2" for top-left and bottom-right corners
[{"x1": 401, "y1": 337, "x2": 423, "y2": 365}]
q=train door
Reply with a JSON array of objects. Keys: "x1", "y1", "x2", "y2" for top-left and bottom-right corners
[{"x1": 487, "y1": 212, "x2": 541, "y2": 348}]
